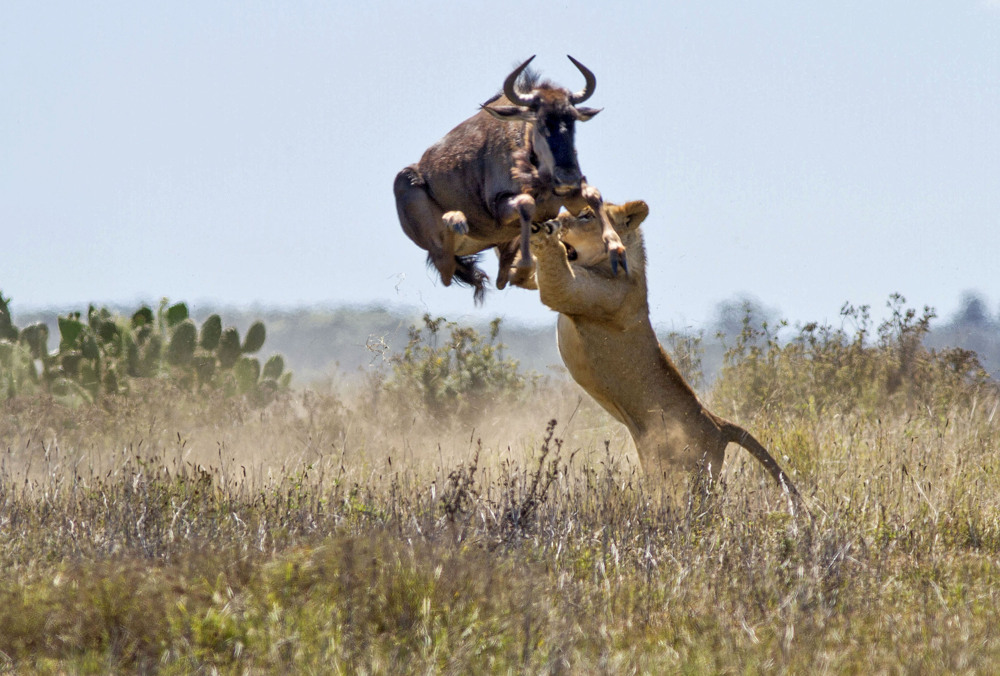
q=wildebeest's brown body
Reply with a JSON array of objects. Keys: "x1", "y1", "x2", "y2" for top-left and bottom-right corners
[{"x1": 394, "y1": 56, "x2": 623, "y2": 302}]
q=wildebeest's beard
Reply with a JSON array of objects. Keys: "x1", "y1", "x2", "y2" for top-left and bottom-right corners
[{"x1": 536, "y1": 113, "x2": 582, "y2": 195}]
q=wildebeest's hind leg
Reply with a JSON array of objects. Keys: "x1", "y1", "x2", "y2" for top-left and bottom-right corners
[
  {"x1": 394, "y1": 167, "x2": 488, "y2": 303},
  {"x1": 394, "y1": 166, "x2": 461, "y2": 286}
]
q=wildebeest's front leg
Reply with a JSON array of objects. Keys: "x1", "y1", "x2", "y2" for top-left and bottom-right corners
[
  {"x1": 494, "y1": 238, "x2": 531, "y2": 291},
  {"x1": 494, "y1": 192, "x2": 536, "y2": 288},
  {"x1": 564, "y1": 183, "x2": 627, "y2": 275}
]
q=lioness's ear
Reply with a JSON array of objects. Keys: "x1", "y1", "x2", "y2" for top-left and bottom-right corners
[{"x1": 620, "y1": 200, "x2": 649, "y2": 232}]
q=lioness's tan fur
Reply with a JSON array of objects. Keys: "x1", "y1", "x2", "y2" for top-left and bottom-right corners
[{"x1": 531, "y1": 201, "x2": 798, "y2": 497}]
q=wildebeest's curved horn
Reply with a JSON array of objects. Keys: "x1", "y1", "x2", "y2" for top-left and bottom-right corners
[
  {"x1": 567, "y1": 55, "x2": 596, "y2": 104},
  {"x1": 503, "y1": 55, "x2": 537, "y2": 108}
]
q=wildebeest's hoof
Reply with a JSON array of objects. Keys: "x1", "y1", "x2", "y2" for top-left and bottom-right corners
[
  {"x1": 442, "y1": 211, "x2": 469, "y2": 235},
  {"x1": 509, "y1": 261, "x2": 536, "y2": 288},
  {"x1": 610, "y1": 248, "x2": 628, "y2": 276}
]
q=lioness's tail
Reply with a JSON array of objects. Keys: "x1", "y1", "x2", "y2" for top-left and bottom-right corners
[{"x1": 719, "y1": 421, "x2": 799, "y2": 498}]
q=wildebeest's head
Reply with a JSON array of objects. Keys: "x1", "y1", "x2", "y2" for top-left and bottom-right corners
[{"x1": 483, "y1": 55, "x2": 601, "y2": 196}]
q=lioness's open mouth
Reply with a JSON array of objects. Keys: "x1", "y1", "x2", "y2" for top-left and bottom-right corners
[{"x1": 565, "y1": 243, "x2": 578, "y2": 261}]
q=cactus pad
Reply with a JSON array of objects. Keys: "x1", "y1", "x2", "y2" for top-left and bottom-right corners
[
  {"x1": 242, "y1": 322, "x2": 266, "y2": 354},
  {"x1": 262, "y1": 354, "x2": 284, "y2": 380},
  {"x1": 167, "y1": 319, "x2": 197, "y2": 366},
  {"x1": 166, "y1": 302, "x2": 189, "y2": 328},
  {"x1": 234, "y1": 356, "x2": 261, "y2": 393},
  {"x1": 217, "y1": 328, "x2": 241, "y2": 370},
  {"x1": 200, "y1": 314, "x2": 223, "y2": 351}
]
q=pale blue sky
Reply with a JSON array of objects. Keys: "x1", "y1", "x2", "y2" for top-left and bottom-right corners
[{"x1": 2, "y1": 1, "x2": 997, "y2": 331}]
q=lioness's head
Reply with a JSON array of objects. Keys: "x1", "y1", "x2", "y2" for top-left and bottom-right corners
[{"x1": 553, "y1": 200, "x2": 649, "y2": 266}]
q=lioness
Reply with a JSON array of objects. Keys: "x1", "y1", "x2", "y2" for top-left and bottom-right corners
[{"x1": 530, "y1": 201, "x2": 798, "y2": 498}]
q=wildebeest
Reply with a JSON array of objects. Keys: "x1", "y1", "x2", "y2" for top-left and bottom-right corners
[{"x1": 394, "y1": 56, "x2": 626, "y2": 303}]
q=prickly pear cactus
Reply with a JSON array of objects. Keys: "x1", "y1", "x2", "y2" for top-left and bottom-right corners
[
  {"x1": 19, "y1": 323, "x2": 49, "y2": 360},
  {"x1": 200, "y1": 314, "x2": 222, "y2": 351},
  {"x1": 0, "y1": 292, "x2": 291, "y2": 404},
  {"x1": 192, "y1": 354, "x2": 216, "y2": 385},
  {"x1": 0, "y1": 293, "x2": 18, "y2": 342},
  {"x1": 234, "y1": 356, "x2": 261, "y2": 393},
  {"x1": 263, "y1": 354, "x2": 284, "y2": 381},
  {"x1": 167, "y1": 319, "x2": 197, "y2": 366},
  {"x1": 58, "y1": 314, "x2": 85, "y2": 351},
  {"x1": 243, "y1": 322, "x2": 266, "y2": 354},
  {"x1": 165, "y1": 302, "x2": 189, "y2": 328},
  {"x1": 217, "y1": 327, "x2": 242, "y2": 370},
  {"x1": 131, "y1": 306, "x2": 154, "y2": 328}
]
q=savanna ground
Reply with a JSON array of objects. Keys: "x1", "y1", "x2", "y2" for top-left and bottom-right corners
[{"x1": 2, "y1": 299, "x2": 1000, "y2": 674}]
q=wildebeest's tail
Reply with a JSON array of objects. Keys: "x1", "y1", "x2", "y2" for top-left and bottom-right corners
[
  {"x1": 424, "y1": 253, "x2": 488, "y2": 305},
  {"x1": 452, "y1": 254, "x2": 488, "y2": 305},
  {"x1": 719, "y1": 420, "x2": 799, "y2": 497}
]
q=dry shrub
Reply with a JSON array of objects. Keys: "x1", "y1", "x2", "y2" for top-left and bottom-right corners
[
  {"x1": 712, "y1": 294, "x2": 995, "y2": 422},
  {"x1": 380, "y1": 315, "x2": 536, "y2": 422}
]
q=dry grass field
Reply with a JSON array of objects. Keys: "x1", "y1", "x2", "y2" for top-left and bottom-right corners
[{"x1": 2, "y1": 304, "x2": 1000, "y2": 673}]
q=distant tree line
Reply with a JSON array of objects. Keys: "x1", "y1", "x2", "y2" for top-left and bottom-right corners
[{"x1": 11, "y1": 292, "x2": 999, "y2": 385}]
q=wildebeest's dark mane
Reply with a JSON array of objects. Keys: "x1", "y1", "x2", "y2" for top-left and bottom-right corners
[{"x1": 515, "y1": 66, "x2": 543, "y2": 93}]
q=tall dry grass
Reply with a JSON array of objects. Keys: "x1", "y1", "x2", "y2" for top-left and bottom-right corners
[{"x1": 1, "y1": 306, "x2": 999, "y2": 673}]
